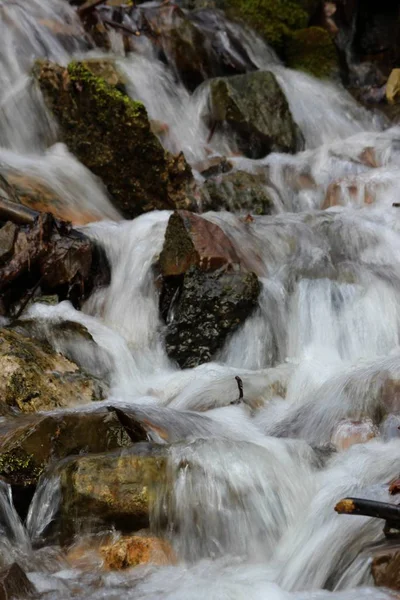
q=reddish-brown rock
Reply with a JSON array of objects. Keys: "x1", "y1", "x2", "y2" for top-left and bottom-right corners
[{"x1": 159, "y1": 210, "x2": 242, "y2": 276}]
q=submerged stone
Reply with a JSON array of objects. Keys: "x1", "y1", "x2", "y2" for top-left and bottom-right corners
[
  {"x1": 100, "y1": 533, "x2": 176, "y2": 569},
  {"x1": 208, "y1": 71, "x2": 303, "y2": 158}
]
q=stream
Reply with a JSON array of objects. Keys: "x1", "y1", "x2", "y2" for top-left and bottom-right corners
[{"x1": 1, "y1": 0, "x2": 400, "y2": 598}]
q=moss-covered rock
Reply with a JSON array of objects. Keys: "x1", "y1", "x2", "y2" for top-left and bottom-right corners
[
  {"x1": 225, "y1": 0, "x2": 309, "y2": 50},
  {"x1": 208, "y1": 71, "x2": 303, "y2": 158},
  {"x1": 0, "y1": 328, "x2": 106, "y2": 413},
  {"x1": 34, "y1": 60, "x2": 197, "y2": 218},
  {"x1": 285, "y1": 26, "x2": 339, "y2": 79},
  {"x1": 164, "y1": 266, "x2": 260, "y2": 368},
  {"x1": 202, "y1": 170, "x2": 273, "y2": 214},
  {"x1": 57, "y1": 444, "x2": 167, "y2": 541}
]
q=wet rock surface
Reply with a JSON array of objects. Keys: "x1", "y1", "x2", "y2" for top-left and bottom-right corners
[
  {"x1": 57, "y1": 444, "x2": 167, "y2": 541},
  {"x1": 372, "y1": 547, "x2": 400, "y2": 590},
  {"x1": 0, "y1": 212, "x2": 109, "y2": 317},
  {"x1": 34, "y1": 60, "x2": 198, "y2": 218},
  {"x1": 202, "y1": 169, "x2": 273, "y2": 214},
  {"x1": 164, "y1": 266, "x2": 260, "y2": 368},
  {"x1": 159, "y1": 210, "x2": 261, "y2": 368},
  {"x1": 0, "y1": 328, "x2": 106, "y2": 414},
  {"x1": 208, "y1": 71, "x2": 303, "y2": 158},
  {"x1": 100, "y1": 533, "x2": 176, "y2": 569},
  {"x1": 285, "y1": 26, "x2": 339, "y2": 79},
  {"x1": 0, "y1": 408, "x2": 134, "y2": 489}
]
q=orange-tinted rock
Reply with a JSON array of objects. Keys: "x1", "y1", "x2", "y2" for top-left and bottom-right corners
[
  {"x1": 6, "y1": 173, "x2": 99, "y2": 226},
  {"x1": 372, "y1": 547, "x2": 400, "y2": 590},
  {"x1": 331, "y1": 418, "x2": 378, "y2": 451},
  {"x1": 323, "y1": 179, "x2": 374, "y2": 209},
  {"x1": 159, "y1": 210, "x2": 242, "y2": 276},
  {"x1": 100, "y1": 534, "x2": 176, "y2": 570},
  {"x1": 389, "y1": 478, "x2": 400, "y2": 496}
]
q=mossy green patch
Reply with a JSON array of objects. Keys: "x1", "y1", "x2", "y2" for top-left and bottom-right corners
[
  {"x1": 285, "y1": 26, "x2": 339, "y2": 78},
  {"x1": 226, "y1": 0, "x2": 309, "y2": 50}
]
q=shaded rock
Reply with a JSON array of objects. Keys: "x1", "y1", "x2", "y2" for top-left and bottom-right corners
[
  {"x1": 0, "y1": 328, "x2": 106, "y2": 414},
  {"x1": 208, "y1": 71, "x2": 302, "y2": 159},
  {"x1": 224, "y1": 0, "x2": 310, "y2": 50},
  {"x1": 194, "y1": 156, "x2": 233, "y2": 179},
  {"x1": 0, "y1": 212, "x2": 108, "y2": 317},
  {"x1": 372, "y1": 547, "x2": 400, "y2": 590},
  {"x1": 58, "y1": 444, "x2": 166, "y2": 540},
  {"x1": 202, "y1": 169, "x2": 273, "y2": 214},
  {"x1": 100, "y1": 533, "x2": 176, "y2": 569},
  {"x1": 156, "y1": 6, "x2": 215, "y2": 91},
  {"x1": 0, "y1": 563, "x2": 36, "y2": 599},
  {"x1": 34, "y1": 61, "x2": 197, "y2": 218},
  {"x1": 0, "y1": 222, "x2": 17, "y2": 265},
  {"x1": 164, "y1": 266, "x2": 260, "y2": 368},
  {"x1": 0, "y1": 408, "x2": 135, "y2": 490},
  {"x1": 285, "y1": 26, "x2": 339, "y2": 79},
  {"x1": 387, "y1": 69, "x2": 400, "y2": 105},
  {"x1": 159, "y1": 210, "x2": 241, "y2": 276}
]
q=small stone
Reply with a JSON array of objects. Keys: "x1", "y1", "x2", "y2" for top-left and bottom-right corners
[{"x1": 100, "y1": 534, "x2": 176, "y2": 570}]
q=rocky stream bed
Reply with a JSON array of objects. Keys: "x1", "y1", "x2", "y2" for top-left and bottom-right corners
[{"x1": 0, "y1": 0, "x2": 400, "y2": 598}]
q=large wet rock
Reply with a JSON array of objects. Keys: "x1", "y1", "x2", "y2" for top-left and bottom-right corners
[
  {"x1": 202, "y1": 169, "x2": 273, "y2": 214},
  {"x1": 208, "y1": 71, "x2": 302, "y2": 158},
  {"x1": 164, "y1": 266, "x2": 260, "y2": 368},
  {"x1": 0, "y1": 408, "x2": 135, "y2": 490},
  {"x1": 159, "y1": 211, "x2": 260, "y2": 368},
  {"x1": 57, "y1": 444, "x2": 166, "y2": 541},
  {"x1": 0, "y1": 328, "x2": 106, "y2": 414},
  {"x1": 34, "y1": 60, "x2": 198, "y2": 218},
  {"x1": 285, "y1": 26, "x2": 339, "y2": 79}
]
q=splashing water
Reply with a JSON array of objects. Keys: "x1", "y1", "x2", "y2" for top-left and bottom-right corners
[{"x1": 1, "y1": 0, "x2": 400, "y2": 598}]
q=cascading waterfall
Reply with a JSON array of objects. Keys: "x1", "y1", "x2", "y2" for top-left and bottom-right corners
[{"x1": 1, "y1": 0, "x2": 400, "y2": 598}]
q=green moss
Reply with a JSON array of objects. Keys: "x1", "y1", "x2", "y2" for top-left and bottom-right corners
[
  {"x1": 0, "y1": 449, "x2": 44, "y2": 486},
  {"x1": 226, "y1": 0, "x2": 309, "y2": 50},
  {"x1": 34, "y1": 60, "x2": 174, "y2": 218},
  {"x1": 285, "y1": 26, "x2": 339, "y2": 78}
]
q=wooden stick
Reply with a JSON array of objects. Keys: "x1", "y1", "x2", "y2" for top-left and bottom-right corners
[{"x1": 335, "y1": 498, "x2": 400, "y2": 522}]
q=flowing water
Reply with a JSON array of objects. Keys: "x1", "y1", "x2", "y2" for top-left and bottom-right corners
[{"x1": 1, "y1": 0, "x2": 400, "y2": 598}]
